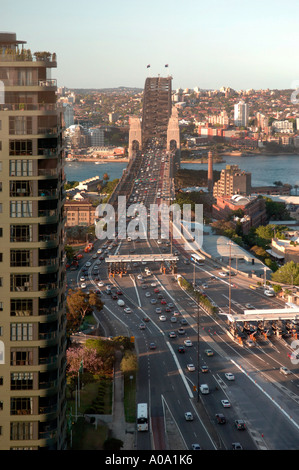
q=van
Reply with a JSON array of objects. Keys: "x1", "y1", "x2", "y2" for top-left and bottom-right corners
[
  {"x1": 117, "y1": 299, "x2": 125, "y2": 307},
  {"x1": 200, "y1": 384, "x2": 209, "y2": 394}
]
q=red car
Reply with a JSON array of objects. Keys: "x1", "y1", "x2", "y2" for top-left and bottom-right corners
[
  {"x1": 161, "y1": 299, "x2": 167, "y2": 305},
  {"x1": 154, "y1": 288, "x2": 160, "y2": 293},
  {"x1": 116, "y1": 290, "x2": 122, "y2": 295}
]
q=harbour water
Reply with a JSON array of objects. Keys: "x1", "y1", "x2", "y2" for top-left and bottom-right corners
[{"x1": 64, "y1": 154, "x2": 299, "y2": 190}]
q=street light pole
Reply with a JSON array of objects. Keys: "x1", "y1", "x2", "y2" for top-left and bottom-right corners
[
  {"x1": 228, "y1": 242, "x2": 232, "y2": 318},
  {"x1": 197, "y1": 300, "x2": 200, "y2": 402}
]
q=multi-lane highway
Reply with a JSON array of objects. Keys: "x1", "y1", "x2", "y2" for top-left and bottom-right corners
[{"x1": 67, "y1": 143, "x2": 299, "y2": 451}]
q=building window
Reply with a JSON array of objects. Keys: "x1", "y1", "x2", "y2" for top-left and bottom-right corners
[
  {"x1": 11, "y1": 323, "x2": 33, "y2": 341},
  {"x1": 9, "y1": 159, "x2": 33, "y2": 177},
  {"x1": 10, "y1": 250, "x2": 32, "y2": 267},
  {"x1": 10, "y1": 349, "x2": 33, "y2": 366},
  {"x1": 11, "y1": 372, "x2": 33, "y2": 390},
  {"x1": 10, "y1": 201, "x2": 33, "y2": 218},
  {"x1": 10, "y1": 299, "x2": 33, "y2": 317},
  {"x1": 10, "y1": 225, "x2": 32, "y2": 242},
  {"x1": 10, "y1": 274, "x2": 32, "y2": 292},
  {"x1": 9, "y1": 140, "x2": 32, "y2": 156},
  {"x1": 10, "y1": 181, "x2": 33, "y2": 197},
  {"x1": 10, "y1": 422, "x2": 33, "y2": 440},
  {"x1": 9, "y1": 117, "x2": 32, "y2": 135}
]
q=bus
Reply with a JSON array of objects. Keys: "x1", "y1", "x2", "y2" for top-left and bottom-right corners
[
  {"x1": 190, "y1": 252, "x2": 204, "y2": 266},
  {"x1": 137, "y1": 403, "x2": 148, "y2": 431}
]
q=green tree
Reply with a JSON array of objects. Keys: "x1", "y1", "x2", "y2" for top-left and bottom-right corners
[{"x1": 272, "y1": 261, "x2": 299, "y2": 285}]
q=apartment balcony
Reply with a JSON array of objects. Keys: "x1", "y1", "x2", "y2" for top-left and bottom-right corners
[
  {"x1": 0, "y1": 103, "x2": 57, "y2": 112},
  {"x1": 38, "y1": 168, "x2": 58, "y2": 178}
]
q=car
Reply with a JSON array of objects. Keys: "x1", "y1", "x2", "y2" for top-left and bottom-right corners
[
  {"x1": 80, "y1": 276, "x2": 85, "y2": 282},
  {"x1": 155, "y1": 307, "x2": 162, "y2": 314},
  {"x1": 225, "y1": 373, "x2": 235, "y2": 381},
  {"x1": 191, "y1": 444, "x2": 200, "y2": 450},
  {"x1": 178, "y1": 346, "x2": 185, "y2": 353},
  {"x1": 151, "y1": 282, "x2": 157, "y2": 287},
  {"x1": 85, "y1": 262, "x2": 91, "y2": 267},
  {"x1": 245, "y1": 303, "x2": 254, "y2": 309},
  {"x1": 215, "y1": 413, "x2": 226, "y2": 424},
  {"x1": 178, "y1": 328, "x2": 185, "y2": 335},
  {"x1": 187, "y1": 364, "x2": 195, "y2": 371},
  {"x1": 97, "y1": 281, "x2": 104, "y2": 287},
  {"x1": 246, "y1": 339, "x2": 255, "y2": 347},
  {"x1": 200, "y1": 365, "x2": 209, "y2": 373},
  {"x1": 235, "y1": 419, "x2": 246, "y2": 430},
  {"x1": 264, "y1": 290, "x2": 275, "y2": 297},
  {"x1": 184, "y1": 412, "x2": 193, "y2": 421},
  {"x1": 151, "y1": 299, "x2": 157, "y2": 304},
  {"x1": 80, "y1": 283, "x2": 87, "y2": 289},
  {"x1": 173, "y1": 311, "x2": 180, "y2": 316},
  {"x1": 137, "y1": 274, "x2": 143, "y2": 280},
  {"x1": 145, "y1": 292, "x2": 151, "y2": 297},
  {"x1": 124, "y1": 307, "x2": 132, "y2": 314},
  {"x1": 169, "y1": 331, "x2": 177, "y2": 338},
  {"x1": 184, "y1": 339, "x2": 192, "y2": 347},
  {"x1": 170, "y1": 316, "x2": 177, "y2": 323},
  {"x1": 218, "y1": 271, "x2": 227, "y2": 277},
  {"x1": 112, "y1": 294, "x2": 118, "y2": 300},
  {"x1": 280, "y1": 366, "x2": 291, "y2": 375},
  {"x1": 221, "y1": 399, "x2": 231, "y2": 408},
  {"x1": 139, "y1": 323, "x2": 146, "y2": 330},
  {"x1": 232, "y1": 442, "x2": 243, "y2": 450},
  {"x1": 149, "y1": 342, "x2": 156, "y2": 350},
  {"x1": 116, "y1": 290, "x2": 122, "y2": 295},
  {"x1": 205, "y1": 349, "x2": 214, "y2": 356},
  {"x1": 165, "y1": 307, "x2": 171, "y2": 312},
  {"x1": 167, "y1": 303, "x2": 174, "y2": 308},
  {"x1": 180, "y1": 318, "x2": 188, "y2": 325},
  {"x1": 159, "y1": 315, "x2": 167, "y2": 321},
  {"x1": 202, "y1": 283, "x2": 208, "y2": 289},
  {"x1": 92, "y1": 254, "x2": 97, "y2": 259},
  {"x1": 154, "y1": 288, "x2": 160, "y2": 293},
  {"x1": 160, "y1": 299, "x2": 167, "y2": 305},
  {"x1": 143, "y1": 317, "x2": 150, "y2": 322}
]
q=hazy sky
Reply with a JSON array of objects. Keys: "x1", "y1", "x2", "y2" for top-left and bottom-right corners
[{"x1": 2, "y1": 0, "x2": 299, "y2": 90}]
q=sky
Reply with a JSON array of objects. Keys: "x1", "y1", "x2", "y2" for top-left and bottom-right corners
[{"x1": 1, "y1": 0, "x2": 299, "y2": 91}]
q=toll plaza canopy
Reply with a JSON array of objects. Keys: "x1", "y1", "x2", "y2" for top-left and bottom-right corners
[
  {"x1": 105, "y1": 254, "x2": 179, "y2": 263},
  {"x1": 227, "y1": 308, "x2": 299, "y2": 323}
]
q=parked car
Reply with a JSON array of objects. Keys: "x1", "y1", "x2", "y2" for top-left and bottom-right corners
[{"x1": 184, "y1": 412, "x2": 193, "y2": 421}]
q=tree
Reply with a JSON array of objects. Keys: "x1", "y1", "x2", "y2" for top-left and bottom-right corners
[
  {"x1": 67, "y1": 344, "x2": 104, "y2": 376},
  {"x1": 120, "y1": 351, "x2": 138, "y2": 373},
  {"x1": 272, "y1": 261, "x2": 299, "y2": 285},
  {"x1": 66, "y1": 289, "x2": 103, "y2": 333}
]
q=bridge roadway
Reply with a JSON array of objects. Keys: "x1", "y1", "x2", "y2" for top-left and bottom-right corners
[{"x1": 68, "y1": 143, "x2": 299, "y2": 451}]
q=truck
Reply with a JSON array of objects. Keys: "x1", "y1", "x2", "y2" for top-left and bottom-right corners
[{"x1": 200, "y1": 384, "x2": 209, "y2": 394}]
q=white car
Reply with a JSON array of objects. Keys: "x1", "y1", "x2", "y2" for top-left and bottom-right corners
[
  {"x1": 202, "y1": 283, "x2": 208, "y2": 289},
  {"x1": 170, "y1": 316, "x2": 177, "y2": 323},
  {"x1": 185, "y1": 412, "x2": 194, "y2": 421},
  {"x1": 184, "y1": 340, "x2": 193, "y2": 347},
  {"x1": 218, "y1": 271, "x2": 227, "y2": 277},
  {"x1": 80, "y1": 283, "x2": 87, "y2": 289},
  {"x1": 221, "y1": 399, "x2": 231, "y2": 408},
  {"x1": 280, "y1": 366, "x2": 291, "y2": 375},
  {"x1": 187, "y1": 364, "x2": 195, "y2": 372},
  {"x1": 145, "y1": 292, "x2": 151, "y2": 297},
  {"x1": 124, "y1": 307, "x2": 132, "y2": 314},
  {"x1": 264, "y1": 290, "x2": 275, "y2": 297},
  {"x1": 137, "y1": 274, "x2": 143, "y2": 280},
  {"x1": 159, "y1": 315, "x2": 167, "y2": 322},
  {"x1": 245, "y1": 303, "x2": 254, "y2": 309},
  {"x1": 85, "y1": 262, "x2": 91, "y2": 267},
  {"x1": 97, "y1": 281, "x2": 104, "y2": 287},
  {"x1": 80, "y1": 276, "x2": 85, "y2": 282},
  {"x1": 225, "y1": 373, "x2": 235, "y2": 381}
]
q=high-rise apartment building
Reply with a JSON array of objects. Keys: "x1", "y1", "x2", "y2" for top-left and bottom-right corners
[
  {"x1": 0, "y1": 32, "x2": 67, "y2": 449},
  {"x1": 234, "y1": 100, "x2": 248, "y2": 127},
  {"x1": 213, "y1": 164, "x2": 251, "y2": 198}
]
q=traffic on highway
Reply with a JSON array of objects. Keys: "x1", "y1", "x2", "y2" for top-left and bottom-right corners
[{"x1": 67, "y1": 142, "x2": 299, "y2": 451}]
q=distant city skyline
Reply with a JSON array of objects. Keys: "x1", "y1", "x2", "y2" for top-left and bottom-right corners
[{"x1": 2, "y1": 0, "x2": 299, "y2": 91}]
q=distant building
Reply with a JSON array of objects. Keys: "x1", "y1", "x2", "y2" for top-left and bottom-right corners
[
  {"x1": 65, "y1": 199, "x2": 96, "y2": 226},
  {"x1": 268, "y1": 234, "x2": 299, "y2": 263},
  {"x1": 213, "y1": 165, "x2": 251, "y2": 198},
  {"x1": 63, "y1": 103, "x2": 74, "y2": 128},
  {"x1": 90, "y1": 127, "x2": 104, "y2": 147},
  {"x1": 212, "y1": 195, "x2": 267, "y2": 234},
  {"x1": 271, "y1": 120, "x2": 294, "y2": 134},
  {"x1": 234, "y1": 100, "x2": 249, "y2": 127}
]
